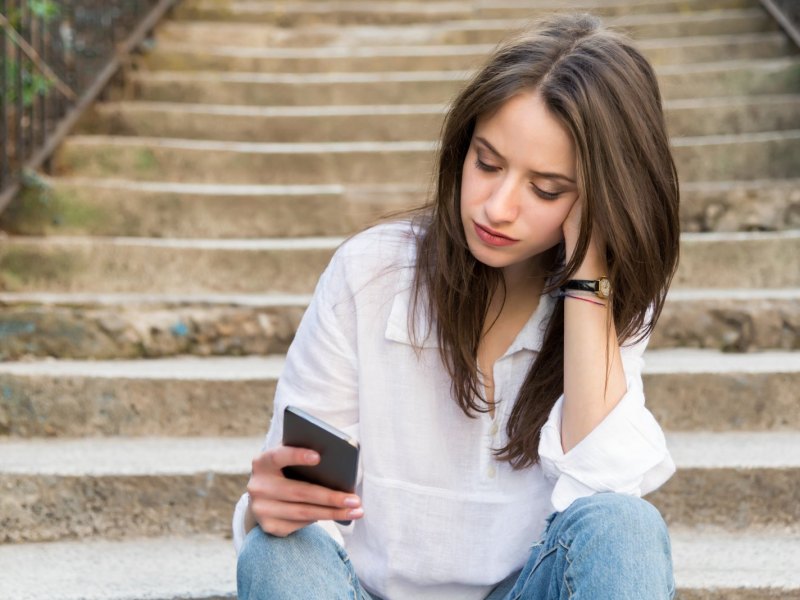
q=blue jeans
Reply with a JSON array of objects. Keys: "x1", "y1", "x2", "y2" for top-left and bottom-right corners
[{"x1": 237, "y1": 492, "x2": 676, "y2": 599}]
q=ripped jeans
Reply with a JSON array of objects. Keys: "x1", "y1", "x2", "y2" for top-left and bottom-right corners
[{"x1": 237, "y1": 492, "x2": 676, "y2": 600}]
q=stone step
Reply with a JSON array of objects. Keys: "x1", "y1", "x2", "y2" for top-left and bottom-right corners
[
  {"x1": 3, "y1": 177, "x2": 798, "y2": 239},
  {"x1": 124, "y1": 57, "x2": 800, "y2": 105},
  {"x1": 1, "y1": 431, "x2": 798, "y2": 542},
  {"x1": 0, "y1": 231, "x2": 798, "y2": 295},
  {"x1": 74, "y1": 95, "x2": 800, "y2": 142},
  {"x1": 155, "y1": 9, "x2": 778, "y2": 48},
  {"x1": 1, "y1": 349, "x2": 798, "y2": 438},
  {"x1": 0, "y1": 286, "x2": 796, "y2": 361},
  {"x1": 173, "y1": 0, "x2": 755, "y2": 25},
  {"x1": 653, "y1": 288, "x2": 800, "y2": 353},
  {"x1": 1, "y1": 528, "x2": 798, "y2": 600},
  {"x1": 138, "y1": 33, "x2": 796, "y2": 73},
  {"x1": 51, "y1": 131, "x2": 800, "y2": 184}
]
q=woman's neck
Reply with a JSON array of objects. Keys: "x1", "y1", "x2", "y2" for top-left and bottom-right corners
[{"x1": 501, "y1": 256, "x2": 547, "y2": 298}]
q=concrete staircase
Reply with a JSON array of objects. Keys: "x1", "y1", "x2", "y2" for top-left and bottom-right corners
[{"x1": 1, "y1": 0, "x2": 799, "y2": 597}]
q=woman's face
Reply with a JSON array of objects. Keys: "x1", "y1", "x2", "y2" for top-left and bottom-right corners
[{"x1": 460, "y1": 90, "x2": 579, "y2": 278}]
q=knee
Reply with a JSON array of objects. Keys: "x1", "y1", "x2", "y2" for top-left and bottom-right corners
[
  {"x1": 549, "y1": 493, "x2": 672, "y2": 559},
  {"x1": 237, "y1": 523, "x2": 332, "y2": 586}
]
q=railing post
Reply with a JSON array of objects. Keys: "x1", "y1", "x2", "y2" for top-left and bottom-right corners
[{"x1": 1, "y1": 0, "x2": 8, "y2": 191}]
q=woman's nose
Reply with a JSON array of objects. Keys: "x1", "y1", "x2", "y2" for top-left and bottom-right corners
[{"x1": 485, "y1": 177, "x2": 520, "y2": 224}]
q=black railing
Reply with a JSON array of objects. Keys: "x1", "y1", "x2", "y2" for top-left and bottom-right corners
[
  {"x1": 0, "y1": 0, "x2": 176, "y2": 213},
  {"x1": 761, "y1": 0, "x2": 800, "y2": 48}
]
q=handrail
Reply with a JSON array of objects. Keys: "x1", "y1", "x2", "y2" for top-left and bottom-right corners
[
  {"x1": 760, "y1": 0, "x2": 800, "y2": 49},
  {"x1": 0, "y1": 0, "x2": 178, "y2": 214}
]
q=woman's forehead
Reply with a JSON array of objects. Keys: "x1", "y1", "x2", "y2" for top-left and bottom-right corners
[{"x1": 474, "y1": 91, "x2": 576, "y2": 180}]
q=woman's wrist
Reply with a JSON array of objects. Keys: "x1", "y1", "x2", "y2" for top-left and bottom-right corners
[{"x1": 565, "y1": 238, "x2": 608, "y2": 279}]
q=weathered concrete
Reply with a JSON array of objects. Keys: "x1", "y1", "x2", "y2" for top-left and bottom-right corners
[
  {"x1": 174, "y1": 0, "x2": 756, "y2": 25},
  {"x1": 0, "y1": 288, "x2": 796, "y2": 361},
  {"x1": 3, "y1": 177, "x2": 798, "y2": 239},
  {"x1": 124, "y1": 57, "x2": 800, "y2": 105},
  {"x1": 155, "y1": 10, "x2": 779, "y2": 48},
  {"x1": 0, "y1": 232, "x2": 797, "y2": 294},
  {"x1": 0, "y1": 350, "x2": 798, "y2": 437},
  {"x1": 0, "y1": 177, "x2": 420, "y2": 238},
  {"x1": 1, "y1": 432, "x2": 798, "y2": 542},
  {"x1": 679, "y1": 179, "x2": 800, "y2": 233},
  {"x1": 644, "y1": 349, "x2": 800, "y2": 432},
  {"x1": 655, "y1": 289, "x2": 800, "y2": 352},
  {"x1": 52, "y1": 131, "x2": 800, "y2": 184},
  {"x1": 649, "y1": 432, "x2": 800, "y2": 531},
  {"x1": 74, "y1": 94, "x2": 800, "y2": 143},
  {"x1": 138, "y1": 32, "x2": 795, "y2": 73},
  {"x1": 1, "y1": 529, "x2": 798, "y2": 600}
]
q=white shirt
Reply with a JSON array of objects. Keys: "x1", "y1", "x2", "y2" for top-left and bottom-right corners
[{"x1": 232, "y1": 220, "x2": 675, "y2": 600}]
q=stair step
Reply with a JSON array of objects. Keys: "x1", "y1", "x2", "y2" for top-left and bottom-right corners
[
  {"x1": 155, "y1": 9, "x2": 778, "y2": 48},
  {"x1": 3, "y1": 177, "x2": 797, "y2": 239},
  {"x1": 2, "y1": 528, "x2": 798, "y2": 600},
  {"x1": 0, "y1": 231, "x2": 797, "y2": 294},
  {"x1": 1, "y1": 349, "x2": 798, "y2": 437},
  {"x1": 125, "y1": 57, "x2": 800, "y2": 105},
  {"x1": 138, "y1": 32, "x2": 795, "y2": 73},
  {"x1": 1, "y1": 432, "x2": 798, "y2": 541},
  {"x1": 653, "y1": 287, "x2": 800, "y2": 352},
  {"x1": 0, "y1": 287, "x2": 796, "y2": 361},
  {"x1": 75, "y1": 94, "x2": 800, "y2": 142},
  {"x1": 52, "y1": 131, "x2": 800, "y2": 183},
  {"x1": 173, "y1": 0, "x2": 755, "y2": 25}
]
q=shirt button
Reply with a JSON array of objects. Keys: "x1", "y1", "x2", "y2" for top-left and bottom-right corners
[
  {"x1": 487, "y1": 465, "x2": 496, "y2": 478},
  {"x1": 490, "y1": 422, "x2": 499, "y2": 435}
]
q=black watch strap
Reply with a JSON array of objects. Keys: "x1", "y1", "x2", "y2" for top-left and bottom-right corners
[
  {"x1": 561, "y1": 278, "x2": 611, "y2": 298},
  {"x1": 561, "y1": 280, "x2": 598, "y2": 294}
]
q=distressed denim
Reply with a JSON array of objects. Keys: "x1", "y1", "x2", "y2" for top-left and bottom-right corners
[{"x1": 237, "y1": 492, "x2": 676, "y2": 600}]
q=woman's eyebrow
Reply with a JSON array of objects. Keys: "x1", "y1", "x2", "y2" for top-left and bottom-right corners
[{"x1": 474, "y1": 136, "x2": 576, "y2": 184}]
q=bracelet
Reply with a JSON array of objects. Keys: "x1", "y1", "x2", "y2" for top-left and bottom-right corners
[{"x1": 562, "y1": 293, "x2": 607, "y2": 307}]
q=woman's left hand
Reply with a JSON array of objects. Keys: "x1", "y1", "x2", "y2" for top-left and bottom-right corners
[
  {"x1": 561, "y1": 195, "x2": 608, "y2": 272},
  {"x1": 561, "y1": 195, "x2": 584, "y2": 263}
]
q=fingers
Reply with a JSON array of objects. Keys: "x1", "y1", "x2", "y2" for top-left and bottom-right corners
[
  {"x1": 246, "y1": 445, "x2": 364, "y2": 538},
  {"x1": 248, "y1": 471, "x2": 361, "y2": 512},
  {"x1": 251, "y1": 497, "x2": 364, "y2": 528},
  {"x1": 253, "y1": 445, "x2": 320, "y2": 472}
]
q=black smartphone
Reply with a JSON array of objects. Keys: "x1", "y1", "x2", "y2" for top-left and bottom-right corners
[{"x1": 281, "y1": 405, "x2": 360, "y2": 525}]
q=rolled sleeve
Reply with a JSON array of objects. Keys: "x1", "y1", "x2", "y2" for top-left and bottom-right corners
[{"x1": 538, "y1": 332, "x2": 676, "y2": 512}]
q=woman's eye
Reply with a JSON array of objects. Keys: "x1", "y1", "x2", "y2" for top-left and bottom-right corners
[
  {"x1": 533, "y1": 185, "x2": 561, "y2": 200},
  {"x1": 474, "y1": 157, "x2": 498, "y2": 172}
]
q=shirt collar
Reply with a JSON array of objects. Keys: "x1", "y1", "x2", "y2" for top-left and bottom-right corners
[{"x1": 385, "y1": 271, "x2": 556, "y2": 355}]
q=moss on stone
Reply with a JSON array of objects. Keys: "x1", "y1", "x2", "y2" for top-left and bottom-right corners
[
  {"x1": 0, "y1": 179, "x2": 107, "y2": 235},
  {"x1": 134, "y1": 147, "x2": 159, "y2": 175},
  {"x1": 0, "y1": 248, "x2": 79, "y2": 291}
]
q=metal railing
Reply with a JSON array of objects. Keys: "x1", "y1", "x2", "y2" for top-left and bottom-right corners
[
  {"x1": 761, "y1": 0, "x2": 800, "y2": 49},
  {"x1": 0, "y1": 0, "x2": 177, "y2": 213}
]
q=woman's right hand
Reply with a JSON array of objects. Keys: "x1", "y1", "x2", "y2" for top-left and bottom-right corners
[{"x1": 246, "y1": 445, "x2": 364, "y2": 537}]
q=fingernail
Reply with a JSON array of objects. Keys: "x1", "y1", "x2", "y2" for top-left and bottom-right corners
[
  {"x1": 347, "y1": 508, "x2": 364, "y2": 519},
  {"x1": 306, "y1": 452, "x2": 319, "y2": 463},
  {"x1": 343, "y1": 496, "x2": 360, "y2": 508}
]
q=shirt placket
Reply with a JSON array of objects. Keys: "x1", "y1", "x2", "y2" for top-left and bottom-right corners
[{"x1": 480, "y1": 356, "x2": 508, "y2": 483}]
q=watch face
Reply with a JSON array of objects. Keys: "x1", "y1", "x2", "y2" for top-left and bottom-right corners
[{"x1": 598, "y1": 278, "x2": 611, "y2": 298}]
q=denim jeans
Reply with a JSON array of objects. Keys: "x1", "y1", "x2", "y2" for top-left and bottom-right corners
[{"x1": 237, "y1": 492, "x2": 676, "y2": 600}]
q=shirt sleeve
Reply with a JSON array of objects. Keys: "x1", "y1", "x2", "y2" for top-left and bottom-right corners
[
  {"x1": 232, "y1": 246, "x2": 360, "y2": 555},
  {"x1": 537, "y1": 329, "x2": 676, "y2": 512}
]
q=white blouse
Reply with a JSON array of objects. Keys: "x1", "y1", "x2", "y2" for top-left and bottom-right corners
[{"x1": 232, "y1": 220, "x2": 675, "y2": 600}]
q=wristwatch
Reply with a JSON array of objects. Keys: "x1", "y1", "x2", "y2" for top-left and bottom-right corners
[{"x1": 561, "y1": 277, "x2": 611, "y2": 299}]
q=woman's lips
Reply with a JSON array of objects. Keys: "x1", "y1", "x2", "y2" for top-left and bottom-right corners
[{"x1": 473, "y1": 221, "x2": 519, "y2": 247}]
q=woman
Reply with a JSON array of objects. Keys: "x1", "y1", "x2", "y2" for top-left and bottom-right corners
[{"x1": 234, "y1": 12, "x2": 680, "y2": 600}]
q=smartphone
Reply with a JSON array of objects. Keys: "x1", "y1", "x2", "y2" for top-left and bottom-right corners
[{"x1": 281, "y1": 405, "x2": 360, "y2": 525}]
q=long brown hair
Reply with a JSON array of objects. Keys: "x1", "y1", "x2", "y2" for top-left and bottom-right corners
[{"x1": 408, "y1": 13, "x2": 680, "y2": 469}]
